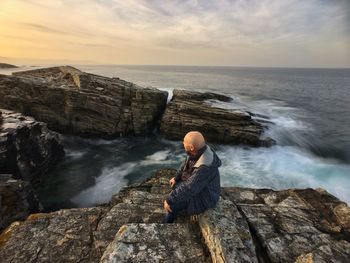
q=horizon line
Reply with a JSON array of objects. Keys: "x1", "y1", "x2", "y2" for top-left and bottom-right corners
[{"x1": 3, "y1": 62, "x2": 350, "y2": 70}]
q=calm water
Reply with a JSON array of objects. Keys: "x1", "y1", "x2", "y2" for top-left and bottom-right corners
[{"x1": 2, "y1": 65, "x2": 349, "y2": 209}]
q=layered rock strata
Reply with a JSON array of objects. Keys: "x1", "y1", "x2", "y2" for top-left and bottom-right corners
[
  {"x1": 160, "y1": 89, "x2": 275, "y2": 147},
  {"x1": 0, "y1": 109, "x2": 64, "y2": 184},
  {"x1": 0, "y1": 66, "x2": 168, "y2": 138}
]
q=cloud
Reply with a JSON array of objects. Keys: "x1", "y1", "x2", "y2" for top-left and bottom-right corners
[
  {"x1": 0, "y1": 0, "x2": 349, "y2": 66},
  {"x1": 20, "y1": 22, "x2": 67, "y2": 35}
]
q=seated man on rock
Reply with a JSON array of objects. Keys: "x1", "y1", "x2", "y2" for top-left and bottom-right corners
[{"x1": 162, "y1": 131, "x2": 222, "y2": 223}]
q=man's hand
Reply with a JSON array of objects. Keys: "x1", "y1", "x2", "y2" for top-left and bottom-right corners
[
  {"x1": 169, "y1": 177, "x2": 176, "y2": 188},
  {"x1": 163, "y1": 200, "x2": 172, "y2": 213}
]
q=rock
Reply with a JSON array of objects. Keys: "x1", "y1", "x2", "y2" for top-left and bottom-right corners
[
  {"x1": 160, "y1": 89, "x2": 276, "y2": 147},
  {"x1": 100, "y1": 223, "x2": 209, "y2": 263},
  {"x1": 0, "y1": 66, "x2": 168, "y2": 138},
  {"x1": 0, "y1": 109, "x2": 64, "y2": 184},
  {"x1": 0, "y1": 169, "x2": 176, "y2": 263},
  {"x1": 1, "y1": 169, "x2": 349, "y2": 263},
  {"x1": 0, "y1": 207, "x2": 108, "y2": 262},
  {"x1": 0, "y1": 174, "x2": 42, "y2": 232},
  {"x1": 198, "y1": 197, "x2": 258, "y2": 263},
  {"x1": 0, "y1": 63, "x2": 17, "y2": 69},
  {"x1": 172, "y1": 89, "x2": 233, "y2": 102},
  {"x1": 221, "y1": 187, "x2": 350, "y2": 263}
]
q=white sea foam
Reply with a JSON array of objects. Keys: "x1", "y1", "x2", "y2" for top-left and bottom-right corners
[
  {"x1": 157, "y1": 88, "x2": 174, "y2": 103},
  {"x1": 66, "y1": 150, "x2": 86, "y2": 160},
  {"x1": 70, "y1": 148, "x2": 181, "y2": 207},
  {"x1": 140, "y1": 150, "x2": 172, "y2": 165},
  {"x1": 206, "y1": 96, "x2": 314, "y2": 148},
  {"x1": 70, "y1": 162, "x2": 135, "y2": 207},
  {"x1": 217, "y1": 145, "x2": 350, "y2": 204}
]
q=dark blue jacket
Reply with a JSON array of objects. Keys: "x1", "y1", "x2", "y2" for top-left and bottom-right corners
[{"x1": 166, "y1": 145, "x2": 221, "y2": 215}]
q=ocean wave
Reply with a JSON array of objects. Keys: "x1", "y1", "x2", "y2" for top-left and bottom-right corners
[
  {"x1": 70, "y1": 162, "x2": 135, "y2": 207},
  {"x1": 217, "y1": 144, "x2": 350, "y2": 204}
]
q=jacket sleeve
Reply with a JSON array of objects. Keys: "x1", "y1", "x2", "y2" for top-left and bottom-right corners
[
  {"x1": 167, "y1": 165, "x2": 213, "y2": 206},
  {"x1": 174, "y1": 157, "x2": 188, "y2": 183}
]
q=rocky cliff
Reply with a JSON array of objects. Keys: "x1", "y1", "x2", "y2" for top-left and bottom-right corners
[
  {"x1": 1, "y1": 169, "x2": 349, "y2": 263},
  {"x1": 0, "y1": 174, "x2": 42, "y2": 232},
  {"x1": 0, "y1": 66, "x2": 276, "y2": 147},
  {"x1": 160, "y1": 89, "x2": 275, "y2": 147},
  {"x1": 0, "y1": 66, "x2": 168, "y2": 138},
  {"x1": 0, "y1": 109, "x2": 64, "y2": 184},
  {"x1": 0, "y1": 109, "x2": 64, "y2": 231}
]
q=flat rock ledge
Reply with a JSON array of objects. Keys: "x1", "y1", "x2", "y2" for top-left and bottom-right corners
[
  {"x1": 0, "y1": 66, "x2": 168, "y2": 138},
  {"x1": 160, "y1": 89, "x2": 276, "y2": 147},
  {"x1": 1, "y1": 169, "x2": 349, "y2": 263}
]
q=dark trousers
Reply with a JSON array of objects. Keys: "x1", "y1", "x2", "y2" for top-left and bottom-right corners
[{"x1": 161, "y1": 182, "x2": 189, "y2": 223}]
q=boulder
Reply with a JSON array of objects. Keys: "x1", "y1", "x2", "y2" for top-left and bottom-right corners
[
  {"x1": 160, "y1": 89, "x2": 275, "y2": 147},
  {"x1": 0, "y1": 66, "x2": 168, "y2": 138},
  {"x1": 1, "y1": 169, "x2": 349, "y2": 263},
  {"x1": 0, "y1": 109, "x2": 64, "y2": 184},
  {"x1": 0, "y1": 174, "x2": 42, "y2": 232}
]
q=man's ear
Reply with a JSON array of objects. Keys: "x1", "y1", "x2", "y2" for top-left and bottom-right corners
[{"x1": 190, "y1": 145, "x2": 195, "y2": 152}]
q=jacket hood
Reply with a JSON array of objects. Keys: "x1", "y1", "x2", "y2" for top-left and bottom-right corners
[
  {"x1": 194, "y1": 145, "x2": 221, "y2": 168},
  {"x1": 212, "y1": 150, "x2": 222, "y2": 168}
]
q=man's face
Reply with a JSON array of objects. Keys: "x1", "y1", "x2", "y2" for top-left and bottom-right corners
[{"x1": 183, "y1": 139, "x2": 195, "y2": 156}]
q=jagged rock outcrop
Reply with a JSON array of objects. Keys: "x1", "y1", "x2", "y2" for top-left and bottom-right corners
[
  {"x1": 1, "y1": 169, "x2": 349, "y2": 263},
  {"x1": 221, "y1": 187, "x2": 350, "y2": 262},
  {"x1": 160, "y1": 89, "x2": 275, "y2": 147},
  {"x1": 0, "y1": 66, "x2": 168, "y2": 138},
  {"x1": 0, "y1": 63, "x2": 17, "y2": 69},
  {"x1": 0, "y1": 109, "x2": 64, "y2": 184},
  {"x1": 0, "y1": 174, "x2": 42, "y2": 232}
]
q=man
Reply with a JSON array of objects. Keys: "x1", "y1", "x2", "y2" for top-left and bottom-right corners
[{"x1": 162, "y1": 131, "x2": 221, "y2": 223}]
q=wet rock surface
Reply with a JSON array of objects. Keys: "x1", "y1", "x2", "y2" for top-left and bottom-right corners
[
  {"x1": 160, "y1": 89, "x2": 275, "y2": 147},
  {"x1": 0, "y1": 66, "x2": 168, "y2": 138},
  {"x1": 1, "y1": 169, "x2": 349, "y2": 263},
  {"x1": 0, "y1": 109, "x2": 64, "y2": 184}
]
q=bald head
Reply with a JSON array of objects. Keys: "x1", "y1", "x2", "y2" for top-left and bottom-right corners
[{"x1": 183, "y1": 131, "x2": 206, "y2": 156}]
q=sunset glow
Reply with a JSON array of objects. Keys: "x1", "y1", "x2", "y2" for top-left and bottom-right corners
[{"x1": 0, "y1": 0, "x2": 349, "y2": 67}]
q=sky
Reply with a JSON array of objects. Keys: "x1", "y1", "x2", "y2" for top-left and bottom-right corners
[{"x1": 0, "y1": 0, "x2": 349, "y2": 67}]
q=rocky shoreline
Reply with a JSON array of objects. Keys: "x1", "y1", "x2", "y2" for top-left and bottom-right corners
[
  {"x1": 0, "y1": 109, "x2": 64, "y2": 231},
  {"x1": 0, "y1": 66, "x2": 349, "y2": 262},
  {"x1": 0, "y1": 169, "x2": 349, "y2": 262}
]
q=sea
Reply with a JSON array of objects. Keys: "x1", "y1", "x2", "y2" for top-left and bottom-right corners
[{"x1": 1, "y1": 65, "x2": 349, "y2": 210}]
